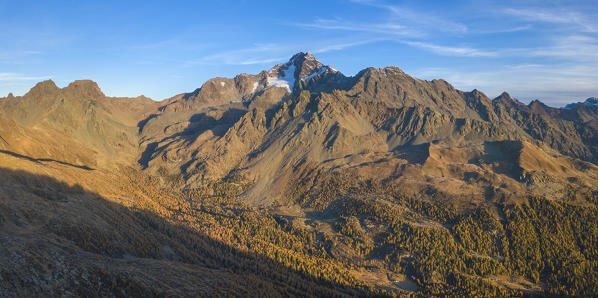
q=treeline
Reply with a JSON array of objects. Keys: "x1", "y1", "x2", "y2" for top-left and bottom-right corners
[
  {"x1": 116, "y1": 168, "x2": 377, "y2": 294},
  {"x1": 55, "y1": 167, "x2": 598, "y2": 296},
  {"x1": 290, "y1": 171, "x2": 598, "y2": 296}
]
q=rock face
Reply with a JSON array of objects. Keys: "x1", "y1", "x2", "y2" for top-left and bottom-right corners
[
  {"x1": 0, "y1": 80, "x2": 160, "y2": 169},
  {"x1": 125, "y1": 53, "x2": 598, "y2": 205},
  {"x1": 2, "y1": 52, "x2": 598, "y2": 205},
  {"x1": 2, "y1": 52, "x2": 598, "y2": 296}
]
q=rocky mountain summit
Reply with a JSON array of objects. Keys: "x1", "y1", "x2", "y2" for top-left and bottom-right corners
[
  {"x1": 127, "y1": 52, "x2": 598, "y2": 206},
  {"x1": 0, "y1": 79, "x2": 159, "y2": 169},
  {"x1": 1, "y1": 52, "x2": 598, "y2": 296},
  {"x1": 2, "y1": 52, "x2": 598, "y2": 206}
]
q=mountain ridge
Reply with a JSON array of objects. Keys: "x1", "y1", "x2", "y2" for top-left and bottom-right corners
[
  {"x1": 1, "y1": 52, "x2": 598, "y2": 296},
  {"x1": 2, "y1": 53, "x2": 598, "y2": 204}
]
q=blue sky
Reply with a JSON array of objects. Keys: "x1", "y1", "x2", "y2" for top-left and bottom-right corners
[{"x1": 0, "y1": 0, "x2": 597, "y2": 106}]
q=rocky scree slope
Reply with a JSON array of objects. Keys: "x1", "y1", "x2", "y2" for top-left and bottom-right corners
[
  {"x1": 1, "y1": 52, "x2": 598, "y2": 206},
  {"x1": 135, "y1": 52, "x2": 598, "y2": 206}
]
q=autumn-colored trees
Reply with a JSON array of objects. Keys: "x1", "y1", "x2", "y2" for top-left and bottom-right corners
[{"x1": 37, "y1": 167, "x2": 597, "y2": 296}]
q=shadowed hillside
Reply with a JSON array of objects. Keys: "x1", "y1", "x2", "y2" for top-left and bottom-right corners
[
  {"x1": 1, "y1": 52, "x2": 598, "y2": 296},
  {"x1": 0, "y1": 166, "x2": 370, "y2": 296},
  {"x1": 134, "y1": 53, "x2": 598, "y2": 207}
]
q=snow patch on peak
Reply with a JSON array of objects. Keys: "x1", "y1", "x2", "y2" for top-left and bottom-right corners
[
  {"x1": 252, "y1": 81, "x2": 260, "y2": 93},
  {"x1": 301, "y1": 66, "x2": 326, "y2": 81},
  {"x1": 565, "y1": 97, "x2": 598, "y2": 109},
  {"x1": 267, "y1": 64, "x2": 296, "y2": 91}
]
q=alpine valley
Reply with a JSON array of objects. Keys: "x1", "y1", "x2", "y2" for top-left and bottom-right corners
[{"x1": 1, "y1": 53, "x2": 597, "y2": 296}]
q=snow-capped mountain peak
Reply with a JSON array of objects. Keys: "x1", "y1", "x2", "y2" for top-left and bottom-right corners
[
  {"x1": 264, "y1": 52, "x2": 343, "y2": 92},
  {"x1": 565, "y1": 97, "x2": 598, "y2": 109}
]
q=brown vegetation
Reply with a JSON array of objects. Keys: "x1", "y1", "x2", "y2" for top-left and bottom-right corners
[{"x1": 1, "y1": 52, "x2": 598, "y2": 296}]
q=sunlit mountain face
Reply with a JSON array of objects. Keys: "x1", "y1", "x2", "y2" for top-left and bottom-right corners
[{"x1": 1, "y1": 50, "x2": 597, "y2": 296}]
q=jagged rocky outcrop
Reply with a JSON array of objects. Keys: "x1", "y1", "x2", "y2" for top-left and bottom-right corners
[
  {"x1": 0, "y1": 80, "x2": 159, "y2": 168},
  {"x1": 2, "y1": 52, "x2": 598, "y2": 205},
  {"x1": 124, "y1": 53, "x2": 598, "y2": 204}
]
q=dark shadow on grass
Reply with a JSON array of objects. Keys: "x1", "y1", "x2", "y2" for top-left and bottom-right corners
[
  {"x1": 0, "y1": 149, "x2": 93, "y2": 170},
  {"x1": 0, "y1": 167, "x2": 372, "y2": 297}
]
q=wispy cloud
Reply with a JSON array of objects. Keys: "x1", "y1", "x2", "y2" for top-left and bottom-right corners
[
  {"x1": 0, "y1": 73, "x2": 48, "y2": 81},
  {"x1": 0, "y1": 50, "x2": 42, "y2": 57},
  {"x1": 382, "y1": 5, "x2": 468, "y2": 34},
  {"x1": 312, "y1": 39, "x2": 384, "y2": 53},
  {"x1": 528, "y1": 35, "x2": 598, "y2": 61},
  {"x1": 291, "y1": 1, "x2": 499, "y2": 58},
  {"x1": 502, "y1": 8, "x2": 597, "y2": 32},
  {"x1": 184, "y1": 44, "x2": 290, "y2": 67},
  {"x1": 408, "y1": 34, "x2": 598, "y2": 62},
  {"x1": 237, "y1": 57, "x2": 286, "y2": 65},
  {"x1": 349, "y1": 0, "x2": 468, "y2": 34},
  {"x1": 295, "y1": 2, "x2": 467, "y2": 37},
  {"x1": 184, "y1": 39, "x2": 383, "y2": 67},
  {"x1": 470, "y1": 25, "x2": 532, "y2": 35},
  {"x1": 398, "y1": 34, "x2": 597, "y2": 60},
  {"x1": 0, "y1": 50, "x2": 43, "y2": 64},
  {"x1": 129, "y1": 38, "x2": 213, "y2": 51},
  {"x1": 292, "y1": 18, "x2": 421, "y2": 37},
  {"x1": 398, "y1": 41, "x2": 498, "y2": 57},
  {"x1": 414, "y1": 63, "x2": 598, "y2": 105}
]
